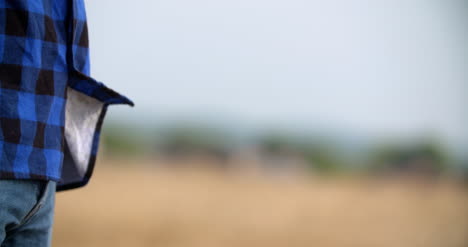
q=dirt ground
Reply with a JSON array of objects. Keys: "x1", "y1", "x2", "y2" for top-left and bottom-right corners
[{"x1": 52, "y1": 158, "x2": 468, "y2": 247}]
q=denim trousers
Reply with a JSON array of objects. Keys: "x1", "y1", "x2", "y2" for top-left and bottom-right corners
[{"x1": 0, "y1": 180, "x2": 56, "y2": 247}]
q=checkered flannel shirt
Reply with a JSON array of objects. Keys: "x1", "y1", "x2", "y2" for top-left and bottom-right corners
[{"x1": 0, "y1": 0, "x2": 134, "y2": 191}]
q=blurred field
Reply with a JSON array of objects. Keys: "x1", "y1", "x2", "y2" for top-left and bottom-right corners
[{"x1": 53, "y1": 158, "x2": 468, "y2": 247}]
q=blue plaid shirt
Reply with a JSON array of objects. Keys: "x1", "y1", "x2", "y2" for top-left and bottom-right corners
[{"x1": 0, "y1": 0, "x2": 134, "y2": 191}]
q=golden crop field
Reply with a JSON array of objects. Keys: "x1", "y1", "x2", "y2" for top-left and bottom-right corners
[{"x1": 53, "y1": 158, "x2": 468, "y2": 247}]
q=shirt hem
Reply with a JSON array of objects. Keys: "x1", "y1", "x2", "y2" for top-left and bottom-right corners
[{"x1": 0, "y1": 172, "x2": 61, "y2": 183}]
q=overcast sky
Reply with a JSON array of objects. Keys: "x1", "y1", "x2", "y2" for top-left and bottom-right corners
[{"x1": 84, "y1": 0, "x2": 467, "y2": 152}]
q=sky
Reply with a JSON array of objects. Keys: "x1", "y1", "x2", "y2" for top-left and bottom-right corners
[{"x1": 84, "y1": 0, "x2": 468, "y2": 154}]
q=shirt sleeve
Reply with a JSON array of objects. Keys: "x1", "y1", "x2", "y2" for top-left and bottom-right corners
[
  {"x1": 57, "y1": 0, "x2": 134, "y2": 191},
  {"x1": 58, "y1": 78, "x2": 134, "y2": 191}
]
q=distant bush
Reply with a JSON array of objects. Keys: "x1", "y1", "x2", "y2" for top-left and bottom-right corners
[
  {"x1": 257, "y1": 133, "x2": 343, "y2": 173},
  {"x1": 155, "y1": 125, "x2": 233, "y2": 163},
  {"x1": 367, "y1": 140, "x2": 450, "y2": 176},
  {"x1": 101, "y1": 123, "x2": 146, "y2": 157}
]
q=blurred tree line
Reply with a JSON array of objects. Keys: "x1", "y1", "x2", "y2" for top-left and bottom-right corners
[{"x1": 101, "y1": 122, "x2": 462, "y2": 177}]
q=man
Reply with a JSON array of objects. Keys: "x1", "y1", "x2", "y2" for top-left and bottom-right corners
[{"x1": 0, "y1": 0, "x2": 134, "y2": 246}]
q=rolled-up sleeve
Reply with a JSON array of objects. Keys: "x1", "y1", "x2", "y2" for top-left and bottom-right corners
[{"x1": 57, "y1": 0, "x2": 134, "y2": 191}]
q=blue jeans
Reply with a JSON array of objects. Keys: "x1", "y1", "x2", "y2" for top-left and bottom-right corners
[{"x1": 0, "y1": 180, "x2": 56, "y2": 247}]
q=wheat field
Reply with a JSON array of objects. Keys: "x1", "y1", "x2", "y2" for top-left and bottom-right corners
[{"x1": 52, "y1": 158, "x2": 468, "y2": 247}]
